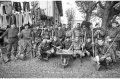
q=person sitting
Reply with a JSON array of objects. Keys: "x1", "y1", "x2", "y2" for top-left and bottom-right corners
[
  {"x1": 61, "y1": 36, "x2": 73, "y2": 64},
  {"x1": 62, "y1": 36, "x2": 72, "y2": 50},
  {"x1": 38, "y1": 35, "x2": 53, "y2": 61},
  {"x1": 51, "y1": 36, "x2": 62, "y2": 56},
  {"x1": 68, "y1": 36, "x2": 84, "y2": 61},
  {"x1": 94, "y1": 37, "x2": 115, "y2": 69}
]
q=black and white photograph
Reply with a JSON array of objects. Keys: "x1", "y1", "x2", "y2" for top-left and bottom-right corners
[{"x1": 0, "y1": 0, "x2": 120, "y2": 78}]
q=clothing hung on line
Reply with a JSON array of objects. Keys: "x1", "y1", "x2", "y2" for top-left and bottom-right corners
[
  {"x1": 6, "y1": 14, "x2": 16, "y2": 25},
  {"x1": 19, "y1": 13, "x2": 23, "y2": 27},
  {"x1": 3, "y1": 5, "x2": 6, "y2": 14},
  {"x1": 23, "y1": 12, "x2": 32, "y2": 26},
  {"x1": 2, "y1": 14, "x2": 8, "y2": 28},
  {"x1": 13, "y1": 2, "x2": 22, "y2": 12},
  {"x1": 0, "y1": 15, "x2": 3, "y2": 28},
  {"x1": 16, "y1": 13, "x2": 23, "y2": 27},
  {"x1": 0, "y1": 2, "x2": 12, "y2": 15},
  {"x1": 0, "y1": 4, "x2": 4, "y2": 16},
  {"x1": 23, "y1": 2, "x2": 30, "y2": 12},
  {"x1": 16, "y1": 13, "x2": 19, "y2": 27},
  {"x1": 5, "y1": 2, "x2": 12, "y2": 15}
]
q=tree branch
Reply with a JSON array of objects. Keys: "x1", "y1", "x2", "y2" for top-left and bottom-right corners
[
  {"x1": 91, "y1": 2, "x2": 99, "y2": 11},
  {"x1": 98, "y1": 1, "x2": 105, "y2": 9}
]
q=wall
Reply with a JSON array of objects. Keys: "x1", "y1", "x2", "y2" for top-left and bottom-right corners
[
  {"x1": 39, "y1": 1, "x2": 53, "y2": 17},
  {"x1": 54, "y1": 2, "x2": 60, "y2": 25}
]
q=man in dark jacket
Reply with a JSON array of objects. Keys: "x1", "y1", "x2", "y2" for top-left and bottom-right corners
[
  {"x1": 0, "y1": 24, "x2": 19, "y2": 62},
  {"x1": 38, "y1": 35, "x2": 53, "y2": 61},
  {"x1": 107, "y1": 21, "x2": 120, "y2": 62},
  {"x1": 57, "y1": 25, "x2": 66, "y2": 42}
]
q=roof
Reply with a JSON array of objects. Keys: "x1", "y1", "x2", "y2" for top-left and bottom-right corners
[{"x1": 56, "y1": 1, "x2": 63, "y2": 16}]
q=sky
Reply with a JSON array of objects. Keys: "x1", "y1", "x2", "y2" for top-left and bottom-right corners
[{"x1": 61, "y1": 0, "x2": 84, "y2": 24}]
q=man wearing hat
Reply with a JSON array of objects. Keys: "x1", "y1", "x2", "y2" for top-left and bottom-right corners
[
  {"x1": 18, "y1": 24, "x2": 33, "y2": 59},
  {"x1": 107, "y1": 21, "x2": 120, "y2": 62},
  {"x1": 0, "y1": 24, "x2": 19, "y2": 62},
  {"x1": 94, "y1": 36, "x2": 115, "y2": 69}
]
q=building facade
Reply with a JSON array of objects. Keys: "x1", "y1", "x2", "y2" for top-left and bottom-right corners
[{"x1": 39, "y1": 1, "x2": 63, "y2": 25}]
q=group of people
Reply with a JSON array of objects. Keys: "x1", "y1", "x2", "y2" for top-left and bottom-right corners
[{"x1": 0, "y1": 20, "x2": 120, "y2": 69}]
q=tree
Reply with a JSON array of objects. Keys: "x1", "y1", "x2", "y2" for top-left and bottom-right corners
[
  {"x1": 75, "y1": 1, "x2": 98, "y2": 22},
  {"x1": 94, "y1": 1, "x2": 120, "y2": 29},
  {"x1": 66, "y1": 8, "x2": 75, "y2": 29},
  {"x1": 76, "y1": 1, "x2": 120, "y2": 29}
]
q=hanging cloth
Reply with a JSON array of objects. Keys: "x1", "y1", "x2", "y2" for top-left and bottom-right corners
[
  {"x1": 19, "y1": 13, "x2": 23, "y2": 27},
  {"x1": 16, "y1": 13, "x2": 19, "y2": 27},
  {"x1": 5, "y1": 2, "x2": 12, "y2": 15},
  {"x1": 23, "y1": 12, "x2": 32, "y2": 26},
  {"x1": 10, "y1": 14, "x2": 16, "y2": 25},
  {"x1": 0, "y1": 4, "x2": 4, "y2": 16},
  {"x1": 3, "y1": 5, "x2": 6, "y2": 14},
  {"x1": 2, "y1": 14, "x2": 8, "y2": 28},
  {"x1": 23, "y1": 2, "x2": 30, "y2": 12},
  {"x1": 6, "y1": 14, "x2": 11, "y2": 25},
  {"x1": 13, "y1": 2, "x2": 22, "y2": 12},
  {"x1": 0, "y1": 15, "x2": 3, "y2": 28}
]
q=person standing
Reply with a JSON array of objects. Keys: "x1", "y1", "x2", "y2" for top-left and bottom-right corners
[
  {"x1": 0, "y1": 24, "x2": 19, "y2": 62},
  {"x1": 18, "y1": 24, "x2": 33, "y2": 59}
]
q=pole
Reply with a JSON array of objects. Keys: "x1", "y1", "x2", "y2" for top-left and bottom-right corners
[{"x1": 92, "y1": 27, "x2": 95, "y2": 57}]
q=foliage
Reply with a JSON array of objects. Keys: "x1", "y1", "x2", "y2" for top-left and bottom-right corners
[
  {"x1": 65, "y1": 8, "x2": 75, "y2": 28},
  {"x1": 75, "y1": 1, "x2": 98, "y2": 21}
]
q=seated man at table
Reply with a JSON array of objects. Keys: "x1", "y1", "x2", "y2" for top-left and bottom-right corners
[
  {"x1": 68, "y1": 36, "x2": 85, "y2": 59},
  {"x1": 51, "y1": 36, "x2": 62, "y2": 56}
]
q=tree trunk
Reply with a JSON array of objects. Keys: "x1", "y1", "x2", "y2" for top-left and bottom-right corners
[
  {"x1": 101, "y1": 2, "x2": 111, "y2": 30},
  {"x1": 85, "y1": 12, "x2": 92, "y2": 22}
]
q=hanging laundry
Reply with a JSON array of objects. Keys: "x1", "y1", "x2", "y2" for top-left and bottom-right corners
[
  {"x1": 0, "y1": 15, "x2": 3, "y2": 28},
  {"x1": 0, "y1": 4, "x2": 4, "y2": 16},
  {"x1": 23, "y1": 12, "x2": 32, "y2": 26},
  {"x1": 13, "y1": 2, "x2": 22, "y2": 12},
  {"x1": 10, "y1": 14, "x2": 16, "y2": 25},
  {"x1": 19, "y1": 13, "x2": 23, "y2": 27},
  {"x1": 3, "y1": 5, "x2": 6, "y2": 14},
  {"x1": 5, "y1": 2, "x2": 12, "y2": 15},
  {"x1": 23, "y1": 2, "x2": 30, "y2": 12},
  {"x1": 6, "y1": 14, "x2": 11, "y2": 25},
  {"x1": 2, "y1": 14, "x2": 8, "y2": 28},
  {"x1": 16, "y1": 13, "x2": 19, "y2": 27}
]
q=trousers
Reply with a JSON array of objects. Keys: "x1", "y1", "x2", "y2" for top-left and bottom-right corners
[{"x1": 7, "y1": 38, "x2": 18, "y2": 59}]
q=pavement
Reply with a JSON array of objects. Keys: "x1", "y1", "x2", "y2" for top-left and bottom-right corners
[{"x1": 0, "y1": 55, "x2": 120, "y2": 78}]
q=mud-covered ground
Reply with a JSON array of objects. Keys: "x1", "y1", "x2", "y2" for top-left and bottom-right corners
[{"x1": 0, "y1": 55, "x2": 120, "y2": 78}]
